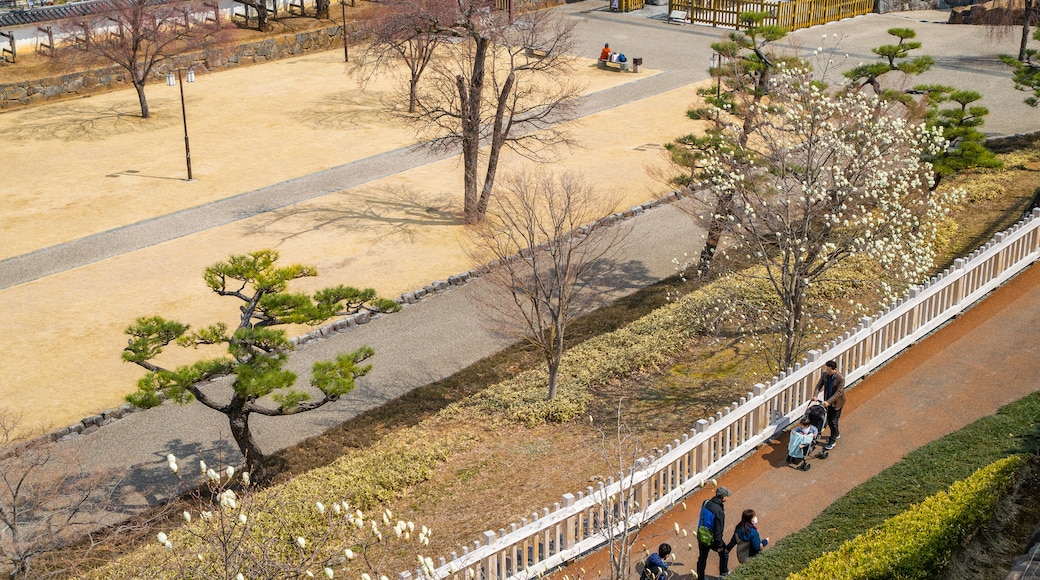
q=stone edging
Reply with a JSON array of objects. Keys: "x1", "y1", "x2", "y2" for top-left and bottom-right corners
[{"x1": 46, "y1": 189, "x2": 689, "y2": 444}]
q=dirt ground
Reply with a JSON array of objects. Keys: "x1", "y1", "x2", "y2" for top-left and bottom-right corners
[{"x1": 0, "y1": 45, "x2": 711, "y2": 431}]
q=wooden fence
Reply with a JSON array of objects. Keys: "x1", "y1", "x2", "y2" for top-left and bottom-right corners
[
  {"x1": 402, "y1": 207, "x2": 1040, "y2": 580},
  {"x1": 668, "y1": 0, "x2": 873, "y2": 30}
]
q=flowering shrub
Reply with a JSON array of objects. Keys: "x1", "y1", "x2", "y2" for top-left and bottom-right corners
[
  {"x1": 788, "y1": 454, "x2": 1027, "y2": 580},
  {"x1": 94, "y1": 456, "x2": 435, "y2": 579}
]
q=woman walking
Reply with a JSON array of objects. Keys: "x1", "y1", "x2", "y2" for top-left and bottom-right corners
[{"x1": 730, "y1": 509, "x2": 770, "y2": 564}]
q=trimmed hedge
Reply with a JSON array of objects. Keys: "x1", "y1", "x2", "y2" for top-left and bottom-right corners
[{"x1": 789, "y1": 455, "x2": 1027, "y2": 580}]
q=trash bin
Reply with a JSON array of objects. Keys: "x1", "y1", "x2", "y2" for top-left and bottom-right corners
[{"x1": 633, "y1": 57, "x2": 642, "y2": 73}]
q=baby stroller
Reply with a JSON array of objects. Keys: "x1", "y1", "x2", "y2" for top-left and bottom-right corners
[{"x1": 786, "y1": 401, "x2": 828, "y2": 470}]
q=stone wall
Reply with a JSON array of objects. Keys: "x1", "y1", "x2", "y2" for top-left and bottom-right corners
[
  {"x1": 875, "y1": 0, "x2": 985, "y2": 13},
  {"x1": 0, "y1": 24, "x2": 344, "y2": 110}
]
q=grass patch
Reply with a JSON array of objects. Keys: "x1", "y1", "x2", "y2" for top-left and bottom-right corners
[{"x1": 729, "y1": 391, "x2": 1040, "y2": 579}]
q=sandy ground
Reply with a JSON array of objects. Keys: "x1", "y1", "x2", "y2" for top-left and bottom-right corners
[{"x1": 0, "y1": 47, "x2": 709, "y2": 431}]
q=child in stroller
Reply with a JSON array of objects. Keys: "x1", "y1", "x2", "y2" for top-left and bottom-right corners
[{"x1": 786, "y1": 401, "x2": 828, "y2": 470}]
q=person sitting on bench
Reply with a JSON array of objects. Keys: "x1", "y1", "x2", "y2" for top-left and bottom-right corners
[{"x1": 600, "y1": 43, "x2": 612, "y2": 61}]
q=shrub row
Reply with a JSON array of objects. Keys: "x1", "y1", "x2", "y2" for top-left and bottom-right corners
[
  {"x1": 789, "y1": 454, "x2": 1027, "y2": 580},
  {"x1": 453, "y1": 273, "x2": 755, "y2": 426}
]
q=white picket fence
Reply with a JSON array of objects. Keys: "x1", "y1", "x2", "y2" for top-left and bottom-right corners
[{"x1": 404, "y1": 207, "x2": 1040, "y2": 580}]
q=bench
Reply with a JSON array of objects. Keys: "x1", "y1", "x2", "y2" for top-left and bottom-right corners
[
  {"x1": 598, "y1": 58, "x2": 630, "y2": 72},
  {"x1": 525, "y1": 46, "x2": 548, "y2": 58},
  {"x1": 668, "y1": 9, "x2": 689, "y2": 24}
]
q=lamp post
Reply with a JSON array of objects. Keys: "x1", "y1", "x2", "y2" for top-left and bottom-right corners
[
  {"x1": 340, "y1": 0, "x2": 349, "y2": 62},
  {"x1": 166, "y1": 67, "x2": 196, "y2": 182},
  {"x1": 709, "y1": 52, "x2": 720, "y2": 99}
]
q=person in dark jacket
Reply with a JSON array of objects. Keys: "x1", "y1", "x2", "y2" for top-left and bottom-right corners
[
  {"x1": 729, "y1": 509, "x2": 769, "y2": 564},
  {"x1": 696, "y1": 486, "x2": 731, "y2": 579},
  {"x1": 641, "y1": 543, "x2": 671, "y2": 580},
  {"x1": 815, "y1": 360, "x2": 846, "y2": 450}
]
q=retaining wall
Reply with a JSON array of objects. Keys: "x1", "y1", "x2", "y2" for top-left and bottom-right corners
[{"x1": 0, "y1": 23, "x2": 344, "y2": 110}]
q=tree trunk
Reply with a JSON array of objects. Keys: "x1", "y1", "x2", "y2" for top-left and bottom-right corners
[
  {"x1": 409, "y1": 75, "x2": 419, "y2": 114},
  {"x1": 227, "y1": 405, "x2": 267, "y2": 483},
  {"x1": 546, "y1": 353, "x2": 560, "y2": 401},
  {"x1": 316, "y1": 0, "x2": 329, "y2": 19},
  {"x1": 1021, "y1": 0, "x2": 1033, "y2": 62},
  {"x1": 134, "y1": 80, "x2": 150, "y2": 119},
  {"x1": 475, "y1": 71, "x2": 515, "y2": 221},
  {"x1": 462, "y1": 39, "x2": 489, "y2": 224},
  {"x1": 697, "y1": 192, "x2": 732, "y2": 272},
  {"x1": 257, "y1": 3, "x2": 270, "y2": 32}
]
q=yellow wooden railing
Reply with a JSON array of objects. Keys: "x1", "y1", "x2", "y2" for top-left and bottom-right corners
[{"x1": 668, "y1": 0, "x2": 873, "y2": 30}]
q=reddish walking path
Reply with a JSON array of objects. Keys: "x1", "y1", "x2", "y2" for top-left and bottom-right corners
[{"x1": 555, "y1": 259, "x2": 1040, "y2": 580}]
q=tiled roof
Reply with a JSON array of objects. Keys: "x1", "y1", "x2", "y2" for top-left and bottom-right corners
[{"x1": 0, "y1": 0, "x2": 114, "y2": 29}]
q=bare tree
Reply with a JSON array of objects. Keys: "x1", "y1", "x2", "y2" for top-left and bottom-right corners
[
  {"x1": 468, "y1": 171, "x2": 625, "y2": 400},
  {"x1": 0, "y1": 412, "x2": 113, "y2": 579},
  {"x1": 59, "y1": 0, "x2": 231, "y2": 118},
  {"x1": 588, "y1": 400, "x2": 656, "y2": 580},
  {"x1": 359, "y1": 0, "x2": 455, "y2": 113},
  {"x1": 411, "y1": 0, "x2": 583, "y2": 224},
  {"x1": 122, "y1": 250, "x2": 399, "y2": 482}
]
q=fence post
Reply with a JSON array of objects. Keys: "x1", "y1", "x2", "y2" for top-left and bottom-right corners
[
  {"x1": 694, "y1": 419, "x2": 710, "y2": 472},
  {"x1": 561, "y1": 493, "x2": 576, "y2": 551},
  {"x1": 483, "y1": 531, "x2": 498, "y2": 580},
  {"x1": 751, "y1": 383, "x2": 767, "y2": 433},
  {"x1": 995, "y1": 232, "x2": 1008, "y2": 272}
]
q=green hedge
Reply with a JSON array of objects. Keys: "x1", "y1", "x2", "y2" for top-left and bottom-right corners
[
  {"x1": 730, "y1": 391, "x2": 1040, "y2": 579},
  {"x1": 789, "y1": 455, "x2": 1027, "y2": 580}
]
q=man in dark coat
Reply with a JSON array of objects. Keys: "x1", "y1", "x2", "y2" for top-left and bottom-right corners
[
  {"x1": 815, "y1": 360, "x2": 846, "y2": 450},
  {"x1": 696, "y1": 486, "x2": 731, "y2": 579}
]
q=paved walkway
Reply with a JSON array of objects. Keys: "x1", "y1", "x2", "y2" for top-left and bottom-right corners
[{"x1": 2, "y1": 0, "x2": 1039, "y2": 569}]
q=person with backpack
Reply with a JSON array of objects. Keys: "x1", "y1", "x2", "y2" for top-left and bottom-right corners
[
  {"x1": 640, "y1": 543, "x2": 671, "y2": 580},
  {"x1": 729, "y1": 509, "x2": 769, "y2": 564},
  {"x1": 696, "y1": 486, "x2": 731, "y2": 579}
]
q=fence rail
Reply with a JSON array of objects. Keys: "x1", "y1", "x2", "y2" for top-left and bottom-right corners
[
  {"x1": 404, "y1": 207, "x2": 1040, "y2": 580},
  {"x1": 667, "y1": 0, "x2": 873, "y2": 30}
]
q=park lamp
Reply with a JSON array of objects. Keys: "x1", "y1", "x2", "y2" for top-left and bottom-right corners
[
  {"x1": 165, "y1": 68, "x2": 196, "y2": 181},
  {"x1": 709, "y1": 53, "x2": 721, "y2": 98}
]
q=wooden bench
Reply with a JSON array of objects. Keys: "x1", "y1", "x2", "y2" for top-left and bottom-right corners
[
  {"x1": 598, "y1": 58, "x2": 630, "y2": 72},
  {"x1": 525, "y1": 46, "x2": 548, "y2": 58}
]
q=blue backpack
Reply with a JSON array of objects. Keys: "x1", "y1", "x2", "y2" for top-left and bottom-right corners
[{"x1": 697, "y1": 501, "x2": 716, "y2": 544}]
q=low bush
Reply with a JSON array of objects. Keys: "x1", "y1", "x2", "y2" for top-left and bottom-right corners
[{"x1": 789, "y1": 454, "x2": 1027, "y2": 580}]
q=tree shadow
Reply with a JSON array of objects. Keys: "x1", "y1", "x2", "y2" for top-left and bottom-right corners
[
  {"x1": 247, "y1": 183, "x2": 461, "y2": 244},
  {"x1": 112, "y1": 438, "x2": 239, "y2": 511},
  {"x1": 2, "y1": 99, "x2": 169, "y2": 141},
  {"x1": 294, "y1": 89, "x2": 399, "y2": 130}
]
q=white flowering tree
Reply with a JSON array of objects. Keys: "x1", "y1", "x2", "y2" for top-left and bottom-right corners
[
  {"x1": 682, "y1": 66, "x2": 962, "y2": 370},
  {"x1": 115, "y1": 455, "x2": 434, "y2": 579},
  {"x1": 668, "y1": 12, "x2": 797, "y2": 273}
]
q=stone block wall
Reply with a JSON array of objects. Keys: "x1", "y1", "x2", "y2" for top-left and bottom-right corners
[
  {"x1": 876, "y1": 0, "x2": 944, "y2": 12},
  {"x1": 0, "y1": 24, "x2": 344, "y2": 110}
]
